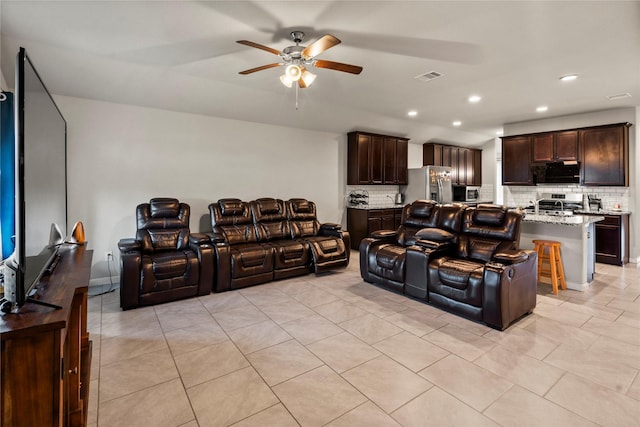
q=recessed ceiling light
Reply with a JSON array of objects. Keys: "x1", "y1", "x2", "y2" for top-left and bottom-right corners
[
  {"x1": 560, "y1": 74, "x2": 578, "y2": 82},
  {"x1": 468, "y1": 95, "x2": 482, "y2": 103},
  {"x1": 536, "y1": 106, "x2": 548, "y2": 113},
  {"x1": 407, "y1": 110, "x2": 418, "y2": 117},
  {"x1": 452, "y1": 121, "x2": 462, "y2": 126}
]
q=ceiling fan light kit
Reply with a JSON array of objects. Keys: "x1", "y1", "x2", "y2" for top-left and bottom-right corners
[{"x1": 237, "y1": 31, "x2": 363, "y2": 92}]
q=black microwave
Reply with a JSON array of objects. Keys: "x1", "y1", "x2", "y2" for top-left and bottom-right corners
[
  {"x1": 533, "y1": 161, "x2": 580, "y2": 184},
  {"x1": 453, "y1": 186, "x2": 479, "y2": 202}
]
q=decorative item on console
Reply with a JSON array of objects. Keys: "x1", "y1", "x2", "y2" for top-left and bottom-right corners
[{"x1": 348, "y1": 189, "x2": 369, "y2": 207}]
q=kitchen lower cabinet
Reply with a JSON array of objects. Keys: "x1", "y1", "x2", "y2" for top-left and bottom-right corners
[
  {"x1": 347, "y1": 207, "x2": 403, "y2": 250},
  {"x1": 594, "y1": 214, "x2": 629, "y2": 265}
]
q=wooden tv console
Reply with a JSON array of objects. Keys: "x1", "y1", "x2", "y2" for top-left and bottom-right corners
[{"x1": 1, "y1": 246, "x2": 93, "y2": 427}]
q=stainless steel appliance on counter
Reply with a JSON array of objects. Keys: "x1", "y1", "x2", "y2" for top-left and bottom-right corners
[
  {"x1": 402, "y1": 166, "x2": 453, "y2": 204},
  {"x1": 453, "y1": 185, "x2": 480, "y2": 202}
]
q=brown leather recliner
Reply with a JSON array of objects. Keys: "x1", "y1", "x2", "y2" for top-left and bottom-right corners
[
  {"x1": 287, "y1": 198, "x2": 350, "y2": 273},
  {"x1": 359, "y1": 200, "x2": 443, "y2": 293},
  {"x1": 119, "y1": 198, "x2": 214, "y2": 310},
  {"x1": 425, "y1": 204, "x2": 537, "y2": 330},
  {"x1": 209, "y1": 198, "x2": 275, "y2": 292}
]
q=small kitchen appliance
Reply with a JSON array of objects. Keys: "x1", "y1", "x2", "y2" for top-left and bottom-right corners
[{"x1": 588, "y1": 195, "x2": 602, "y2": 212}]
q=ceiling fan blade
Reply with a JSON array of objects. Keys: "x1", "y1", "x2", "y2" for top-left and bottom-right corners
[
  {"x1": 236, "y1": 40, "x2": 282, "y2": 56},
  {"x1": 302, "y1": 34, "x2": 341, "y2": 58},
  {"x1": 238, "y1": 63, "x2": 282, "y2": 75},
  {"x1": 314, "y1": 60, "x2": 363, "y2": 75},
  {"x1": 298, "y1": 79, "x2": 307, "y2": 89}
]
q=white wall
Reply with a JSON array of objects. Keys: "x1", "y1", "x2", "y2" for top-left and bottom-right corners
[
  {"x1": 54, "y1": 96, "x2": 345, "y2": 283},
  {"x1": 503, "y1": 107, "x2": 638, "y2": 262},
  {"x1": 1, "y1": 68, "x2": 7, "y2": 91}
]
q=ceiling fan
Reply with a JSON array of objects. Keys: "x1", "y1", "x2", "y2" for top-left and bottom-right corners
[{"x1": 237, "y1": 31, "x2": 363, "y2": 88}]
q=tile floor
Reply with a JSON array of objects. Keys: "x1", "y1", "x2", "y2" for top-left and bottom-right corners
[{"x1": 87, "y1": 253, "x2": 640, "y2": 426}]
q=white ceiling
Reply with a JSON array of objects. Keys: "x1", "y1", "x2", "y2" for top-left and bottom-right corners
[{"x1": 1, "y1": 1, "x2": 639, "y2": 146}]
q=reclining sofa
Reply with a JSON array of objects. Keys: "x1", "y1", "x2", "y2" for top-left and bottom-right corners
[
  {"x1": 360, "y1": 201, "x2": 537, "y2": 330},
  {"x1": 209, "y1": 197, "x2": 350, "y2": 292}
]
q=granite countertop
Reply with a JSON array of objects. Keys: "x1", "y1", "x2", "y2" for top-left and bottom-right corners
[
  {"x1": 347, "y1": 204, "x2": 405, "y2": 210},
  {"x1": 574, "y1": 209, "x2": 630, "y2": 216},
  {"x1": 522, "y1": 213, "x2": 605, "y2": 226}
]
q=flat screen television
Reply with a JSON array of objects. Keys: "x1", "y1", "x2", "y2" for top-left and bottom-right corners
[{"x1": 1, "y1": 47, "x2": 67, "y2": 311}]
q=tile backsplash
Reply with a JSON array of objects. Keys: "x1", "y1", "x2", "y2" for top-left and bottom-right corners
[{"x1": 504, "y1": 185, "x2": 629, "y2": 211}]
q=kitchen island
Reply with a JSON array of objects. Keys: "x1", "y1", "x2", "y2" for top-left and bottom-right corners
[{"x1": 520, "y1": 213, "x2": 604, "y2": 291}]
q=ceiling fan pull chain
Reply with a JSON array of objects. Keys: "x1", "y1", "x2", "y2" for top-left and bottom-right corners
[{"x1": 295, "y1": 83, "x2": 299, "y2": 110}]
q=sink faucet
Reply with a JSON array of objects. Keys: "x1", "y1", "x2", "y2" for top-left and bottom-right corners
[
  {"x1": 386, "y1": 195, "x2": 395, "y2": 204},
  {"x1": 530, "y1": 198, "x2": 545, "y2": 214},
  {"x1": 554, "y1": 200, "x2": 564, "y2": 212}
]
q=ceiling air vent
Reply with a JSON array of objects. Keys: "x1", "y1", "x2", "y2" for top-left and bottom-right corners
[
  {"x1": 415, "y1": 71, "x2": 444, "y2": 82},
  {"x1": 607, "y1": 93, "x2": 632, "y2": 101}
]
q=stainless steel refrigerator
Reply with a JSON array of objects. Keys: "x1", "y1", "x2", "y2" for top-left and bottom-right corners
[{"x1": 402, "y1": 166, "x2": 453, "y2": 204}]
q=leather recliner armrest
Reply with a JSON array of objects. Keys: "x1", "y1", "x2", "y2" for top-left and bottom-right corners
[
  {"x1": 414, "y1": 239, "x2": 455, "y2": 251},
  {"x1": 370, "y1": 230, "x2": 398, "y2": 240},
  {"x1": 189, "y1": 233, "x2": 214, "y2": 296},
  {"x1": 206, "y1": 232, "x2": 227, "y2": 244},
  {"x1": 321, "y1": 222, "x2": 342, "y2": 231},
  {"x1": 493, "y1": 249, "x2": 531, "y2": 265},
  {"x1": 189, "y1": 233, "x2": 211, "y2": 246},
  {"x1": 319, "y1": 223, "x2": 344, "y2": 238},
  {"x1": 118, "y1": 238, "x2": 141, "y2": 252},
  {"x1": 118, "y1": 238, "x2": 142, "y2": 310}
]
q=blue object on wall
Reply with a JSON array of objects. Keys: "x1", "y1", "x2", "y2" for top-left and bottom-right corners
[{"x1": 1, "y1": 91, "x2": 16, "y2": 259}]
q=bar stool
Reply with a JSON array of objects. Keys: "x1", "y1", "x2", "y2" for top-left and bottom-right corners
[{"x1": 532, "y1": 240, "x2": 567, "y2": 295}]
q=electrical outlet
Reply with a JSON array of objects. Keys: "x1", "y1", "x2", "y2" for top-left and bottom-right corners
[{"x1": 105, "y1": 251, "x2": 113, "y2": 261}]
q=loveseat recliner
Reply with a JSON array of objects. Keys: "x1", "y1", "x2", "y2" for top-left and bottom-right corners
[
  {"x1": 210, "y1": 197, "x2": 350, "y2": 292},
  {"x1": 359, "y1": 200, "x2": 453, "y2": 294},
  {"x1": 119, "y1": 198, "x2": 214, "y2": 310},
  {"x1": 360, "y1": 201, "x2": 537, "y2": 330}
]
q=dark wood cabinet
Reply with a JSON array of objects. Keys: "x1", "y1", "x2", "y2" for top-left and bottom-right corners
[
  {"x1": 531, "y1": 131, "x2": 579, "y2": 163},
  {"x1": 502, "y1": 135, "x2": 533, "y2": 185},
  {"x1": 423, "y1": 143, "x2": 482, "y2": 186},
  {"x1": 396, "y1": 139, "x2": 408, "y2": 184},
  {"x1": 347, "y1": 207, "x2": 403, "y2": 250},
  {"x1": 1, "y1": 246, "x2": 93, "y2": 427},
  {"x1": 348, "y1": 131, "x2": 409, "y2": 185},
  {"x1": 503, "y1": 123, "x2": 629, "y2": 186},
  {"x1": 588, "y1": 214, "x2": 629, "y2": 265},
  {"x1": 555, "y1": 130, "x2": 579, "y2": 161},
  {"x1": 580, "y1": 123, "x2": 629, "y2": 186}
]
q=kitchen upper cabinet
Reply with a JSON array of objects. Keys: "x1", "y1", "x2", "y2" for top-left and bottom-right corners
[
  {"x1": 395, "y1": 138, "x2": 408, "y2": 184},
  {"x1": 383, "y1": 137, "x2": 408, "y2": 184},
  {"x1": 555, "y1": 130, "x2": 579, "y2": 161},
  {"x1": 422, "y1": 143, "x2": 482, "y2": 186},
  {"x1": 502, "y1": 135, "x2": 533, "y2": 185},
  {"x1": 348, "y1": 131, "x2": 408, "y2": 185},
  {"x1": 503, "y1": 122, "x2": 629, "y2": 186},
  {"x1": 466, "y1": 149, "x2": 482, "y2": 186},
  {"x1": 532, "y1": 131, "x2": 578, "y2": 162},
  {"x1": 580, "y1": 123, "x2": 630, "y2": 186}
]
